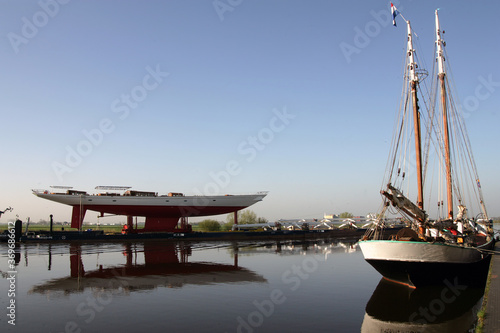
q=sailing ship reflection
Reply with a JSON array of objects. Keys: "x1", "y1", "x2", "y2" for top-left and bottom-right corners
[
  {"x1": 30, "y1": 242, "x2": 266, "y2": 295},
  {"x1": 361, "y1": 278, "x2": 485, "y2": 332}
]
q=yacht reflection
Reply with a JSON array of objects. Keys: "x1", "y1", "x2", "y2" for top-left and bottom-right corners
[
  {"x1": 361, "y1": 278, "x2": 485, "y2": 332},
  {"x1": 30, "y1": 242, "x2": 266, "y2": 295}
]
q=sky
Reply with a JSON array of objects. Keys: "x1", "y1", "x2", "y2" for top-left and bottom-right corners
[{"x1": 0, "y1": 0, "x2": 499, "y2": 224}]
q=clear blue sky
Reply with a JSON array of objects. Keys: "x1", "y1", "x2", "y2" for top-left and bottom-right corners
[{"x1": 1, "y1": 0, "x2": 499, "y2": 223}]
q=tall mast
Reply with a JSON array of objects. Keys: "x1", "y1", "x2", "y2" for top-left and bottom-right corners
[
  {"x1": 407, "y1": 21, "x2": 425, "y2": 215},
  {"x1": 380, "y1": 18, "x2": 429, "y2": 227},
  {"x1": 435, "y1": 10, "x2": 454, "y2": 219}
]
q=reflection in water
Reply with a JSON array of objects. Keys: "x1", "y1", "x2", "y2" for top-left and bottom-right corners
[
  {"x1": 27, "y1": 239, "x2": 359, "y2": 296},
  {"x1": 361, "y1": 278, "x2": 485, "y2": 332},
  {"x1": 0, "y1": 238, "x2": 378, "y2": 332},
  {"x1": 29, "y1": 242, "x2": 267, "y2": 295},
  {"x1": 231, "y1": 239, "x2": 359, "y2": 258}
]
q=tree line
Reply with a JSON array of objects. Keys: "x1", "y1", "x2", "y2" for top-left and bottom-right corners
[
  {"x1": 197, "y1": 210, "x2": 268, "y2": 232},
  {"x1": 197, "y1": 211, "x2": 358, "y2": 231}
]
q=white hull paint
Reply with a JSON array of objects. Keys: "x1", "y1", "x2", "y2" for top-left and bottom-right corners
[{"x1": 359, "y1": 240, "x2": 490, "y2": 264}]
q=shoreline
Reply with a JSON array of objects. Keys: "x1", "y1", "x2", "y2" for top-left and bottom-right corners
[{"x1": 0, "y1": 226, "x2": 403, "y2": 243}]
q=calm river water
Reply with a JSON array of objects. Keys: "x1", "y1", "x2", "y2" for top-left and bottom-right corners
[{"x1": 1, "y1": 237, "x2": 487, "y2": 332}]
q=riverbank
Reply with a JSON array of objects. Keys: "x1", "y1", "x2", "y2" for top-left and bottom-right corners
[{"x1": 479, "y1": 239, "x2": 500, "y2": 332}]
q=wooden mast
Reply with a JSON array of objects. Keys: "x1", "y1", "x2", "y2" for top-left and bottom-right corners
[
  {"x1": 406, "y1": 21, "x2": 425, "y2": 218},
  {"x1": 435, "y1": 10, "x2": 454, "y2": 219}
]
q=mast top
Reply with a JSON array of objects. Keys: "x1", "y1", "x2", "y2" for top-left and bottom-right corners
[
  {"x1": 406, "y1": 20, "x2": 418, "y2": 83},
  {"x1": 435, "y1": 10, "x2": 446, "y2": 75}
]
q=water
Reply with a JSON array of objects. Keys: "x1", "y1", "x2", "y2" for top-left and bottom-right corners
[{"x1": 1, "y1": 237, "x2": 487, "y2": 332}]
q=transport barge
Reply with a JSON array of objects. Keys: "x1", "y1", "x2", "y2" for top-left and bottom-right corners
[{"x1": 2, "y1": 223, "x2": 404, "y2": 243}]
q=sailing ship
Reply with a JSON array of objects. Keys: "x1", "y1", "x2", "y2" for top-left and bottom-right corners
[
  {"x1": 359, "y1": 9, "x2": 495, "y2": 288},
  {"x1": 33, "y1": 186, "x2": 267, "y2": 233}
]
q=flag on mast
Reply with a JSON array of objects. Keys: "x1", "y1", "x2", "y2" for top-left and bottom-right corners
[{"x1": 391, "y1": 3, "x2": 399, "y2": 27}]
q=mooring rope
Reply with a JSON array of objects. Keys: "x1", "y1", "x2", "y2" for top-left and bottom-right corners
[{"x1": 476, "y1": 247, "x2": 500, "y2": 255}]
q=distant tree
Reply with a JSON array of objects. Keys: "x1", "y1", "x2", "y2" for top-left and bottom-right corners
[
  {"x1": 226, "y1": 213, "x2": 236, "y2": 224},
  {"x1": 257, "y1": 217, "x2": 268, "y2": 224},
  {"x1": 221, "y1": 221, "x2": 234, "y2": 231},
  {"x1": 226, "y1": 210, "x2": 260, "y2": 225},
  {"x1": 198, "y1": 219, "x2": 221, "y2": 232},
  {"x1": 339, "y1": 212, "x2": 353, "y2": 218},
  {"x1": 241, "y1": 210, "x2": 257, "y2": 224}
]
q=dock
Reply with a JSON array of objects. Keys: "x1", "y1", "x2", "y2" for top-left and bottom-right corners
[{"x1": 483, "y1": 239, "x2": 500, "y2": 332}]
